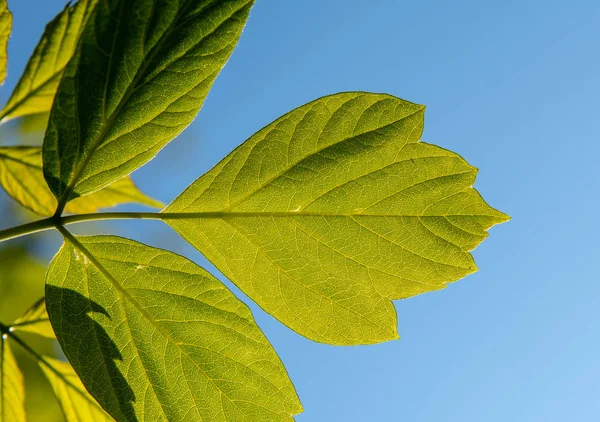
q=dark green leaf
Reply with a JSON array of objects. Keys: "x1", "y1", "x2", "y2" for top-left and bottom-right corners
[
  {"x1": 43, "y1": 0, "x2": 255, "y2": 212},
  {"x1": 46, "y1": 234, "x2": 303, "y2": 421}
]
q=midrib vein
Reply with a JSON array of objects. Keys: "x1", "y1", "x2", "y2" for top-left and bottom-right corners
[
  {"x1": 159, "y1": 211, "x2": 486, "y2": 219},
  {"x1": 63, "y1": 232, "x2": 253, "y2": 420},
  {"x1": 59, "y1": 1, "x2": 248, "y2": 207}
]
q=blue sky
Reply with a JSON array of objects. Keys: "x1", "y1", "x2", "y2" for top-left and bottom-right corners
[{"x1": 2, "y1": 1, "x2": 599, "y2": 421}]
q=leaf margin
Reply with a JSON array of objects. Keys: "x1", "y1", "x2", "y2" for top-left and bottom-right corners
[
  {"x1": 163, "y1": 91, "x2": 510, "y2": 345},
  {"x1": 46, "y1": 231, "x2": 303, "y2": 421}
]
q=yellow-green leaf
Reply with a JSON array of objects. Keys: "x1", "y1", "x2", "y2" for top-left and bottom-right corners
[
  {"x1": 46, "y1": 234, "x2": 303, "y2": 421},
  {"x1": 0, "y1": 0, "x2": 97, "y2": 122},
  {"x1": 0, "y1": 0, "x2": 11, "y2": 86},
  {"x1": 43, "y1": 0, "x2": 255, "y2": 210},
  {"x1": 165, "y1": 92, "x2": 509, "y2": 345},
  {"x1": 0, "y1": 146, "x2": 162, "y2": 215},
  {"x1": 39, "y1": 356, "x2": 112, "y2": 422},
  {"x1": 67, "y1": 177, "x2": 163, "y2": 213},
  {"x1": 10, "y1": 299, "x2": 54, "y2": 340},
  {"x1": 0, "y1": 336, "x2": 25, "y2": 422}
]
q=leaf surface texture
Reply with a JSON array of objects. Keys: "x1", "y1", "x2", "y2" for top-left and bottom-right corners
[
  {"x1": 0, "y1": 337, "x2": 25, "y2": 422},
  {"x1": 0, "y1": 146, "x2": 161, "y2": 215},
  {"x1": 165, "y1": 92, "x2": 509, "y2": 345},
  {"x1": 0, "y1": 0, "x2": 98, "y2": 122},
  {"x1": 39, "y1": 356, "x2": 112, "y2": 422},
  {"x1": 7, "y1": 299, "x2": 111, "y2": 421},
  {"x1": 43, "y1": 0, "x2": 255, "y2": 206},
  {"x1": 46, "y1": 235, "x2": 302, "y2": 422}
]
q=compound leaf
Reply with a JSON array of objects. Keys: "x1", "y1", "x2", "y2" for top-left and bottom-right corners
[
  {"x1": 0, "y1": 0, "x2": 11, "y2": 86},
  {"x1": 43, "y1": 0, "x2": 255, "y2": 210},
  {"x1": 165, "y1": 92, "x2": 509, "y2": 345},
  {"x1": 0, "y1": 336, "x2": 25, "y2": 422},
  {"x1": 0, "y1": 0, "x2": 98, "y2": 122},
  {"x1": 10, "y1": 298, "x2": 54, "y2": 340},
  {"x1": 39, "y1": 356, "x2": 112, "y2": 422},
  {"x1": 0, "y1": 146, "x2": 162, "y2": 216},
  {"x1": 45, "y1": 234, "x2": 303, "y2": 422}
]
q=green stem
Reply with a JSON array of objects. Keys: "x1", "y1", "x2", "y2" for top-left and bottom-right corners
[
  {"x1": 61, "y1": 211, "x2": 160, "y2": 225},
  {"x1": 0, "y1": 217, "x2": 57, "y2": 243},
  {"x1": 0, "y1": 209, "x2": 360, "y2": 244},
  {"x1": 0, "y1": 212, "x2": 161, "y2": 244}
]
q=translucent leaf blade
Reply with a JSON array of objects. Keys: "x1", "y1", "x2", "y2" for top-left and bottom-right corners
[
  {"x1": 46, "y1": 235, "x2": 303, "y2": 421},
  {"x1": 0, "y1": 146, "x2": 161, "y2": 215},
  {"x1": 67, "y1": 177, "x2": 164, "y2": 213},
  {"x1": 0, "y1": 0, "x2": 11, "y2": 86},
  {"x1": 39, "y1": 356, "x2": 112, "y2": 422},
  {"x1": 165, "y1": 92, "x2": 509, "y2": 345},
  {"x1": 0, "y1": 0, "x2": 98, "y2": 122},
  {"x1": 43, "y1": 0, "x2": 255, "y2": 208},
  {"x1": 0, "y1": 338, "x2": 25, "y2": 422},
  {"x1": 10, "y1": 299, "x2": 54, "y2": 340}
]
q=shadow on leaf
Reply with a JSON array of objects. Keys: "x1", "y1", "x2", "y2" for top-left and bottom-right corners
[{"x1": 45, "y1": 285, "x2": 136, "y2": 422}]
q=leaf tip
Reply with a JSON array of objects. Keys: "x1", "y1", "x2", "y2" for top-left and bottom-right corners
[
  {"x1": 498, "y1": 210, "x2": 511, "y2": 223},
  {"x1": 489, "y1": 207, "x2": 511, "y2": 227}
]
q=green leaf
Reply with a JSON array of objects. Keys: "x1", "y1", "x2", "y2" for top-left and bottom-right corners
[
  {"x1": 164, "y1": 92, "x2": 509, "y2": 345},
  {"x1": 46, "y1": 234, "x2": 303, "y2": 421},
  {"x1": 43, "y1": 0, "x2": 255, "y2": 211},
  {"x1": 10, "y1": 298, "x2": 54, "y2": 340},
  {"x1": 39, "y1": 356, "x2": 112, "y2": 422},
  {"x1": 0, "y1": 0, "x2": 98, "y2": 122},
  {"x1": 0, "y1": 146, "x2": 162, "y2": 215},
  {"x1": 0, "y1": 0, "x2": 11, "y2": 86},
  {"x1": 0, "y1": 336, "x2": 25, "y2": 422},
  {"x1": 68, "y1": 177, "x2": 164, "y2": 214}
]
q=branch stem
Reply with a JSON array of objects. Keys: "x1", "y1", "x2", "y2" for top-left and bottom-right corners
[
  {"x1": 0, "y1": 212, "x2": 162, "y2": 244},
  {"x1": 0, "y1": 217, "x2": 57, "y2": 243},
  {"x1": 0, "y1": 210, "x2": 360, "y2": 244}
]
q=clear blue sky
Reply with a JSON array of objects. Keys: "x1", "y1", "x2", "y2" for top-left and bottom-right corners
[{"x1": 2, "y1": 1, "x2": 599, "y2": 421}]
